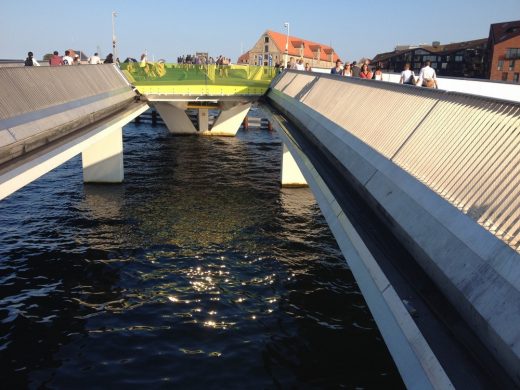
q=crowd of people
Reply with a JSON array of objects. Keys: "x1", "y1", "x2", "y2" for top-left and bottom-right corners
[
  {"x1": 327, "y1": 58, "x2": 438, "y2": 88},
  {"x1": 24, "y1": 50, "x2": 118, "y2": 67},
  {"x1": 176, "y1": 54, "x2": 232, "y2": 66},
  {"x1": 24, "y1": 49, "x2": 438, "y2": 88}
]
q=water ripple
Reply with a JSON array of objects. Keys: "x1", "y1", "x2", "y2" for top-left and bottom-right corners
[{"x1": 0, "y1": 115, "x2": 403, "y2": 388}]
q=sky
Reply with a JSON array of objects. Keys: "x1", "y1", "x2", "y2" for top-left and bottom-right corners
[{"x1": 1, "y1": 0, "x2": 519, "y2": 62}]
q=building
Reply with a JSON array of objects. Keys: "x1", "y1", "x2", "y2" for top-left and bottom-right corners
[
  {"x1": 238, "y1": 30, "x2": 339, "y2": 69},
  {"x1": 487, "y1": 20, "x2": 520, "y2": 82},
  {"x1": 372, "y1": 38, "x2": 487, "y2": 78}
]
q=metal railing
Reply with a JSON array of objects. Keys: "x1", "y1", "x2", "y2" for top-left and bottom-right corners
[{"x1": 272, "y1": 70, "x2": 520, "y2": 251}]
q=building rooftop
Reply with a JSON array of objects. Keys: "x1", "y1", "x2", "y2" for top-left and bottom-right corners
[
  {"x1": 372, "y1": 38, "x2": 487, "y2": 62},
  {"x1": 237, "y1": 51, "x2": 250, "y2": 64},
  {"x1": 264, "y1": 30, "x2": 340, "y2": 63},
  {"x1": 490, "y1": 20, "x2": 520, "y2": 44}
]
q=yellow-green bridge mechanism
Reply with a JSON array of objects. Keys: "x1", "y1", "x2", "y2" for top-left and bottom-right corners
[{"x1": 120, "y1": 63, "x2": 277, "y2": 136}]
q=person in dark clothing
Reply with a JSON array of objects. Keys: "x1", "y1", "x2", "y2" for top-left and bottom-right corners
[
  {"x1": 25, "y1": 51, "x2": 40, "y2": 66},
  {"x1": 331, "y1": 59, "x2": 343, "y2": 75},
  {"x1": 351, "y1": 61, "x2": 361, "y2": 77},
  {"x1": 104, "y1": 53, "x2": 114, "y2": 64}
]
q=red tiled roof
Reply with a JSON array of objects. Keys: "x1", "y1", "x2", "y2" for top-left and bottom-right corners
[
  {"x1": 266, "y1": 30, "x2": 340, "y2": 62},
  {"x1": 237, "y1": 51, "x2": 250, "y2": 64},
  {"x1": 490, "y1": 20, "x2": 520, "y2": 44}
]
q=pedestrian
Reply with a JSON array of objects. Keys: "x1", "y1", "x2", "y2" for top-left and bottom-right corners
[
  {"x1": 331, "y1": 59, "x2": 343, "y2": 75},
  {"x1": 351, "y1": 61, "x2": 361, "y2": 77},
  {"x1": 62, "y1": 50, "x2": 74, "y2": 65},
  {"x1": 24, "y1": 51, "x2": 40, "y2": 66},
  {"x1": 104, "y1": 53, "x2": 114, "y2": 64},
  {"x1": 399, "y1": 63, "x2": 416, "y2": 85},
  {"x1": 343, "y1": 62, "x2": 352, "y2": 76},
  {"x1": 304, "y1": 63, "x2": 311, "y2": 72},
  {"x1": 359, "y1": 63, "x2": 373, "y2": 79},
  {"x1": 373, "y1": 66, "x2": 383, "y2": 80},
  {"x1": 288, "y1": 57, "x2": 297, "y2": 70},
  {"x1": 88, "y1": 52, "x2": 101, "y2": 64},
  {"x1": 73, "y1": 54, "x2": 81, "y2": 65},
  {"x1": 49, "y1": 51, "x2": 63, "y2": 66},
  {"x1": 417, "y1": 61, "x2": 437, "y2": 88},
  {"x1": 296, "y1": 58, "x2": 305, "y2": 71}
]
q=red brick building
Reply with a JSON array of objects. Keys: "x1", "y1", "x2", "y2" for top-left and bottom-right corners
[{"x1": 487, "y1": 20, "x2": 520, "y2": 82}]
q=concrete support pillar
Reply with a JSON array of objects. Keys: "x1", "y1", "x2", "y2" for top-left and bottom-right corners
[
  {"x1": 82, "y1": 127, "x2": 124, "y2": 183},
  {"x1": 208, "y1": 102, "x2": 251, "y2": 136},
  {"x1": 198, "y1": 108, "x2": 209, "y2": 132},
  {"x1": 281, "y1": 143, "x2": 307, "y2": 187},
  {"x1": 154, "y1": 102, "x2": 197, "y2": 134}
]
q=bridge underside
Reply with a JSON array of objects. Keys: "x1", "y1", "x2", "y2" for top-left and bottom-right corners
[{"x1": 149, "y1": 97, "x2": 254, "y2": 136}]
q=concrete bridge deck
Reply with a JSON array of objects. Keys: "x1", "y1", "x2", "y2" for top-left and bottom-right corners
[
  {"x1": 0, "y1": 64, "x2": 147, "y2": 200},
  {"x1": 265, "y1": 70, "x2": 520, "y2": 388}
]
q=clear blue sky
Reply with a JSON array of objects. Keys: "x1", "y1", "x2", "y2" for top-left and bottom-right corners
[{"x1": 1, "y1": 0, "x2": 519, "y2": 62}]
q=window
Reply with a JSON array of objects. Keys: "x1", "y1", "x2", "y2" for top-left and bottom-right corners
[
  {"x1": 506, "y1": 48, "x2": 520, "y2": 59},
  {"x1": 442, "y1": 62, "x2": 448, "y2": 69},
  {"x1": 498, "y1": 60, "x2": 504, "y2": 70},
  {"x1": 502, "y1": 72, "x2": 508, "y2": 81},
  {"x1": 264, "y1": 45, "x2": 269, "y2": 53},
  {"x1": 431, "y1": 62, "x2": 437, "y2": 69},
  {"x1": 509, "y1": 60, "x2": 515, "y2": 71},
  {"x1": 455, "y1": 55, "x2": 463, "y2": 62},
  {"x1": 514, "y1": 73, "x2": 519, "y2": 83},
  {"x1": 446, "y1": 55, "x2": 451, "y2": 62},
  {"x1": 264, "y1": 36, "x2": 269, "y2": 43}
]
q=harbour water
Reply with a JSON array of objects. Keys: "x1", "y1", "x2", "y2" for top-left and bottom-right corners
[{"x1": 0, "y1": 111, "x2": 403, "y2": 388}]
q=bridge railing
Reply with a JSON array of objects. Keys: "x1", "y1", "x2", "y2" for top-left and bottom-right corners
[{"x1": 119, "y1": 63, "x2": 277, "y2": 96}]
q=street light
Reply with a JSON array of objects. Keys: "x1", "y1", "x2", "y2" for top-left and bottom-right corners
[
  {"x1": 112, "y1": 11, "x2": 117, "y2": 61},
  {"x1": 283, "y1": 22, "x2": 290, "y2": 68}
]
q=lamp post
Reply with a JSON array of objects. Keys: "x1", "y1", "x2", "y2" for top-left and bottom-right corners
[
  {"x1": 283, "y1": 22, "x2": 290, "y2": 68},
  {"x1": 112, "y1": 11, "x2": 117, "y2": 61}
]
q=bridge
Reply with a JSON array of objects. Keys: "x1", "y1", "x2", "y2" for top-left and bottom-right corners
[
  {"x1": 1, "y1": 64, "x2": 520, "y2": 389},
  {"x1": 120, "y1": 62, "x2": 276, "y2": 136}
]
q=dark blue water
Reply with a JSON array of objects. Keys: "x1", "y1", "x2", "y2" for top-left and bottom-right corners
[{"x1": 0, "y1": 111, "x2": 403, "y2": 388}]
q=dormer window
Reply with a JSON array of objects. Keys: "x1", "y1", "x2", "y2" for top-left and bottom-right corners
[
  {"x1": 264, "y1": 36, "x2": 269, "y2": 43},
  {"x1": 310, "y1": 45, "x2": 321, "y2": 60}
]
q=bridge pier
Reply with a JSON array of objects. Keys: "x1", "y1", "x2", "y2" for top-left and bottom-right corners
[
  {"x1": 154, "y1": 102, "x2": 198, "y2": 134},
  {"x1": 281, "y1": 143, "x2": 307, "y2": 187},
  {"x1": 153, "y1": 102, "x2": 251, "y2": 136},
  {"x1": 205, "y1": 102, "x2": 251, "y2": 136},
  {"x1": 82, "y1": 126, "x2": 124, "y2": 183}
]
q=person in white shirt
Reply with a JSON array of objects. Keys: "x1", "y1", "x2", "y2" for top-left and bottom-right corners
[
  {"x1": 62, "y1": 50, "x2": 74, "y2": 66},
  {"x1": 88, "y1": 52, "x2": 101, "y2": 64},
  {"x1": 399, "y1": 63, "x2": 416, "y2": 85},
  {"x1": 295, "y1": 58, "x2": 305, "y2": 71},
  {"x1": 417, "y1": 61, "x2": 437, "y2": 88}
]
